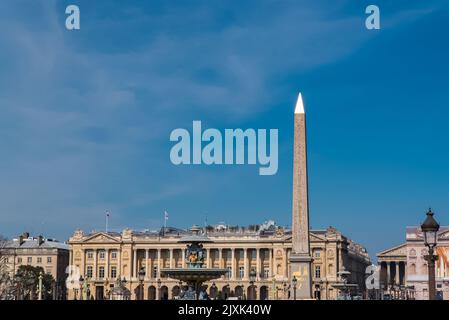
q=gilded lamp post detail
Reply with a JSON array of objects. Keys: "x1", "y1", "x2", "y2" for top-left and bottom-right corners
[{"x1": 289, "y1": 93, "x2": 313, "y2": 299}]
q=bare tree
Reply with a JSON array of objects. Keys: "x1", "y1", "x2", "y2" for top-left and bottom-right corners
[{"x1": 0, "y1": 235, "x2": 12, "y2": 299}]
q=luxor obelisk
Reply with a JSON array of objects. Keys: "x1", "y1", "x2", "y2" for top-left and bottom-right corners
[{"x1": 289, "y1": 92, "x2": 313, "y2": 299}]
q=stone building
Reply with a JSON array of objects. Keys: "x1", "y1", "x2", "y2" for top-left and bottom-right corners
[
  {"x1": 377, "y1": 226, "x2": 449, "y2": 300},
  {"x1": 0, "y1": 232, "x2": 70, "y2": 299},
  {"x1": 67, "y1": 222, "x2": 370, "y2": 300}
]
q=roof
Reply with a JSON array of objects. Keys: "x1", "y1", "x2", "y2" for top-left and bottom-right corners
[{"x1": 3, "y1": 238, "x2": 69, "y2": 250}]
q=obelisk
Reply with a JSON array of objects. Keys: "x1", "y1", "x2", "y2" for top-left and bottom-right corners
[{"x1": 289, "y1": 92, "x2": 313, "y2": 299}]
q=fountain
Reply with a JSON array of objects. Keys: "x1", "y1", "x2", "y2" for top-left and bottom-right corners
[
  {"x1": 160, "y1": 225, "x2": 228, "y2": 300},
  {"x1": 331, "y1": 267, "x2": 358, "y2": 300}
]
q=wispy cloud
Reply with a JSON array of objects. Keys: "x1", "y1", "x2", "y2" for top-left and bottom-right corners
[{"x1": 0, "y1": 0, "x2": 443, "y2": 240}]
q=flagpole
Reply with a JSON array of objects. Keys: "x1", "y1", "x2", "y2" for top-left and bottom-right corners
[
  {"x1": 106, "y1": 210, "x2": 110, "y2": 233},
  {"x1": 164, "y1": 210, "x2": 167, "y2": 235}
]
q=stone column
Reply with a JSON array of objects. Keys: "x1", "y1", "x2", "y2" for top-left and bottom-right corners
[
  {"x1": 289, "y1": 93, "x2": 313, "y2": 299},
  {"x1": 256, "y1": 248, "x2": 261, "y2": 280},
  {"x1": 157, "y1": 249, "x2": 162, "y2": 278},
  {"x1": 219, "y1": 249, "x2": 223, "y2": 269},
  {"x1": 386, "y1": 262, "x2": 391, "y2": 286},
  {"x1": 145, "y1": 249, "x2": 149, "y2": 279},
  {"x1": 244, "y1": 248, "x2": 248, "y2": 280},
  {"x1": 231, "y1": 249, "x2": 236, "y2": 280},
  {"x1": 117, "y1": 249, "x2": 122, "y2": 278},
  {"x1": 169, "y1": 249, "x2": 174, "y2": 269},
  {"x1": 182, "y1": 249, "x2": 186, "y2": 268},
  {"x1": 206, "y1": 248, "x2": 211, "y2": 268},
  {"x1": 105, "y1": 249, "x2": 109, "y2": 278},
  {"x1": 283, "y1": 248, "x2": 288, "y2": 278},
  {"x1": 269, "y1": 248, "x2": 273, "y2": 277},
  {"x1": 133, "y1": 249, "x2": 137, "y2": 279},
  {"x1": 395, "y1": 262, "x2": 400, "y2": 285},
  {"x1": 404, "y1": 261, "x2": 407, "y2": 285},
  {"x1": 93, "y1": 249, "x2": 98, "y2": 279}
]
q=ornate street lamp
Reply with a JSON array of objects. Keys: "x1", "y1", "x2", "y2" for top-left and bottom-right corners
[
  {"x1": 157, "y1": 278, "x2": 162, "y2": 300},
  {"x1": 210, "y1": 282, "x2": 217, "y2": 300},
  {"x1": 421, "y1": 208, "x2": 440, "y2": 300},
  {"x1": 138, "y1": 268, "x2": 146, "y2": 300},
  {"x1": 249, "y1": 269, "x2": 257, "y2": 300},
  {"x1": 283, "y1": 282, "x2": 287, "y2": 300},
  {"x1": 79, "y1": 276, "x2": 84, "y2": 300},
  {"x1": 292, "y1": 275, "x2": 297, "y2": 301}
]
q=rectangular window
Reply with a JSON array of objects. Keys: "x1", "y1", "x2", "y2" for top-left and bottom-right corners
[
  {"x1": 86, "y1": 266, "x2": 93, "y2": 278},
  {"x1": 87, "y1": 251, "x2": 93, "y2": 259},
  {"x1": 111, "y1": 266, "x2": 117, "y2": 279},
  {"x1": 239, "y1": 266, "x2": 244, "y2": 279},
  {"x1": 27, "y1": 257, "x2": 32, "y2": 264},
  {"x1": 99, "y1": 266, "x2": 105, "y2": 279},
  {"x1": 37, "y1": 257, "x2": 42, "y2": 263},
  {"x1": 263, "y1": 269, "x2": 270, "y2": 279},
  {"x1": 314, "y1": 250, "x2": 321, "y2": 258},
  {"x1": 226, "y1": 267, "x2": 232, "y2": 279},
  {"x1": 111, "y1": 250, "x2": 117, "y2": 259},
  {"x1": 17, "y1": 257, "x2": 22, "y2": 263},
  {"x1": 99, "y1": 250, "x2": 105, "y2": 259},
  {"x1": 47, "y1": 257, "x2": 52, "y2": 263},
  {"x1": 315, "y1": 265, "x2": 321, "y2": 278}
]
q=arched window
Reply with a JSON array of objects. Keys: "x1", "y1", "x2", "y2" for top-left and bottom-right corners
[
  {"x1": 235, "y1": 286, "x2": 244, "y2": 298},
  {"x1": 147, "y1": 286, "x2": 156, "y2": 300},
  {"x1": 260, "y1": 286, "x2": 268, "y2": 300}
]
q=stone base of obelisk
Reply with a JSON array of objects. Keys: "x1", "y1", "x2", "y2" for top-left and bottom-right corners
[{"x1": 289, "y1": 254, "x2": 313, "y2": 300}]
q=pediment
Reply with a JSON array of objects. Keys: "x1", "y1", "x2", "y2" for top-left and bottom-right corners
[
  {"x1": 83, "y1": 232, "x2": 120, "y2": 243},
  {"x1": 310, "y1": 233, "x2": 326, "y2": 242},
  {"x1": 377, "y1": 243, "x2": 407, "y2": 258},
  {"x1": 438, "y1": 229, "x2": 449, "y2": 240}
]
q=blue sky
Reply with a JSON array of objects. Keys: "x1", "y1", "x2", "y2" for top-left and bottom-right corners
[{"x1": 0, "y1": 0, "x2": 448, "y2": 260}]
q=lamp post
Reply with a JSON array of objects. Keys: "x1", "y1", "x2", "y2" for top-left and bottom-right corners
[
  {"x1": 210, "y1": 282, "x2": 216, "y2": 300},
  {"x1": 249, "y1": 269, "x2": 256, "y2": 300},
  {"x1": 157, "y1": 278, "x2": 162, "y2": 300},
  {"x1": 283, "y1": 282, "x2": 287, "y2": 300},
  {"x1": 292, "y1": 275, "x2": 297, "y2": 301},
  {"x1": 79, "y1": 276, "x2": 84, "y2": 300},
  {"x1": 421, "y1": 208, "x2": 440, "y2": 300},
  {"x1": 38, "y1": 271, "x2": 43, "y2": 300},
  {"x1": 138, "y1": 268, "x2": 145, "y2": 300}
]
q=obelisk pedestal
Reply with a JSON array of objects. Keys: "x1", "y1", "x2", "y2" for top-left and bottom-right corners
[{"x1": 289, "y1": 93, "x2": 313, "y2": 299}]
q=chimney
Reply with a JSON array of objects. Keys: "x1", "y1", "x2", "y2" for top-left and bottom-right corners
[
  {"x1": 22, "y1": 232, "x2": 30, "y2": 239},
  {"x1": 19, "y1": 235, "x2": 24, "y2": 245},
  {"x1": 38, "y1": 235, "x2": 44, "y2": 246}
]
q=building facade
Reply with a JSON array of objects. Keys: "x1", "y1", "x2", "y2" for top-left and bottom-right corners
[
  {"x1": 0, "y1": 232, "x2": 70, "y2": 299},
  {"x1": 377, "y1": 226, "x2": 449, "y2": 300},
  {"x1": 68, "y1": 222, "x2": 370, "y2": 300}
]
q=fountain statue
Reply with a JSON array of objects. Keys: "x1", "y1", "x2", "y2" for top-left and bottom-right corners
[{"x1": 160, "y1": 225, "x2": 228, "y2": 300}]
